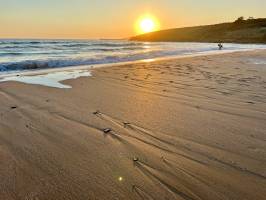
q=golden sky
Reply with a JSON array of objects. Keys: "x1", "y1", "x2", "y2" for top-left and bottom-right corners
[{"x1": 0, "y1": 0, "x2": 265, "y2": 39}]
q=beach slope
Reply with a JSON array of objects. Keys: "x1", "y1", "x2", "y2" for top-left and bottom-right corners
[{"x1": 0, "y1": 50, "x2": 266, "y2": 200}]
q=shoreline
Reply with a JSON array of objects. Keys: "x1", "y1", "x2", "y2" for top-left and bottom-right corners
[{"x1": 1, "y1": 48, "x2": 265, "y2": 79}]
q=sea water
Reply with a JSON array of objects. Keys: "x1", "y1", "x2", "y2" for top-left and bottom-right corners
[{"x1": 0, "y1": 39, "x2": 265, "y2": 88}]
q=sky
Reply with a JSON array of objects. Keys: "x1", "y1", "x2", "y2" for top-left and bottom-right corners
[{"x1": 0, "y1": 0, "x2": 265, "y2": 39}]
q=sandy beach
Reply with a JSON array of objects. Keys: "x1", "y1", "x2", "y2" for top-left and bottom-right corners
[{"x1": 0, "y1": 50, "x2": 266, "y2": 200}]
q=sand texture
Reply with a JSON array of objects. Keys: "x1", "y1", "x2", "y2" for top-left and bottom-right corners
[{"x1": 0, "y1": 50, "x2": 266, "y2": 200}]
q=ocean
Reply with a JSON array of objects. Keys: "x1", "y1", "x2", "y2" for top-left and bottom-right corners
[{"x1": 1, "y1": 39, "x2": 266, "y2": 74}]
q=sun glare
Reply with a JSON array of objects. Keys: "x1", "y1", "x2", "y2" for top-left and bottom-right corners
[
  {"x1": 136, "y1": 15, "x2": 160, "y2": 34},
  {"x1": 140, "y1": 19, "x2": 155, "y2": 33}
]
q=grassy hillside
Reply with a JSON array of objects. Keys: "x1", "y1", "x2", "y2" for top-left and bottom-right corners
[{"x1": 130, "y1": 18, "x2": 266, "y2": 43}]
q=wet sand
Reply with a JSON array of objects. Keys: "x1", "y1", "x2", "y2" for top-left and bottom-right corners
[{"x1": 0, "y1": 50, "x2": 266, "y2": 200}]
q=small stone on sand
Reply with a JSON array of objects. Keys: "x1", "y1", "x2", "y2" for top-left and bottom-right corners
[
  {"x1": 93, "y1": 111, "x2": 100, "y2": 115},
  {"x1": 103, "y1": 128, "x2": 112, "y2": 133},
  {"x1": 133, "y1": 157, "x2": 139, "y2": 162},
  {"x1": 123, "y1": 122, "x2": 130, "y2": 127}
]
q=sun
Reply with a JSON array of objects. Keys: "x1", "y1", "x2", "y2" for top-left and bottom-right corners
[
  {"x1": 136, "y1": 15, "x2": 160, "y2": 34},
  {"x1": 140, "y1": 18, "x2": 155, "y2": 33}
]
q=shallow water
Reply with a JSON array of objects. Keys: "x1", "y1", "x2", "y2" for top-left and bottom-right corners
[{"x1": 0, "y1": 70, "x2": 91, "y2": 88}]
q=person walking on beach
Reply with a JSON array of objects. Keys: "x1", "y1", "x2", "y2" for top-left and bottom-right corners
[{"x1": 218, "y1": 43, "x2": 223, "y2": 50}]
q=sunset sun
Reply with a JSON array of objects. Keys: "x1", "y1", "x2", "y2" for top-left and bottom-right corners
[
  {"x1": 140, "y1": 18, "x2": 155, "y2": 33},
  {"x1": 136, "y1": 15, "x2": 160, "y2": 34}
]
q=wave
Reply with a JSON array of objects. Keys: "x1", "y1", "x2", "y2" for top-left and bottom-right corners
[
  {"x1": 1, "y1": 41, "x2": 41, "y2": 45},
  {"x1": 0, "y1": 40, "x2": 72, "y2": 46},
  {"x1": 0, "y1": 52, "x2": 25, "y2": 56},
  {"x1": 61, "y1": 43, "x2": 91, "y2": 48},
  {"x1": 90, "y1": 48, "x2": 116, "y2": 52},
  {"x1": 0, "y1": 46, "x2": 256, "y2": 72},
  {"x1": 0, "y1": 58, "x2": 106, "y2": 71},
  {"x1": 29, "y1": 41, "x2": 41, "y2": 44},
  {"x1": 0, "y1": 45, "x2": 22, "y2": 49},
  {"x1": 0, "y1": 52, "x2": 57, "y2": 56},
  {"x1": 90, "y1": 46, "x2": 147, "y2": 52},
  {"x1": 0, "y1": 40, "x2": 265, "y2": 73},
  {"x1": 0, "y1": 50, "x2": 165, "y2": 72},
  {"x1": 59, "y1": 42, "x2": 146, "y2": 48},
  {"x1": 93, "y1": 42, "x2": 145, "y2": 47}
]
